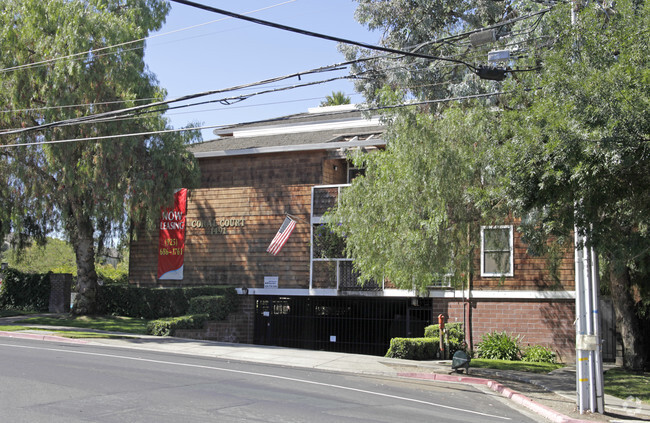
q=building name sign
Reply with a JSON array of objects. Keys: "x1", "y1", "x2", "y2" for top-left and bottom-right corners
[{"x1": 189, "y1": 217, "x2": 245, "y2": 235}]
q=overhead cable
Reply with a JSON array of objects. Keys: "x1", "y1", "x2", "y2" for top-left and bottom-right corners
[
  {"x1": 408, "y1": 6, "x2": 554, "y2": 52},
  {"x1": 170, "y1": 0, "x2": 478, "y2": 71},
  {"x1": 0, "y1": 0, "x2": 299, "y2": 75},
  {"x1": 0, "y1": 91, "x2": 508, "y2": 149},
  {"x1": 0, "y1": 62, "x2": 355, "y2": 136}
]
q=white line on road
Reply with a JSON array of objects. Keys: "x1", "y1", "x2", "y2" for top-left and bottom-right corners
[{"x1": 0, "y1": 342, "x2": 511, "y2": 420}]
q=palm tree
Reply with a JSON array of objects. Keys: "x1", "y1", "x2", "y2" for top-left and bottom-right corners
[{"x1": 320, "y1": 91, "x2": 351, "y2": 106}]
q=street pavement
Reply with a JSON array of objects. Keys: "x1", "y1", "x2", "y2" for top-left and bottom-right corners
[{"x1": 0, "y1": 315, "x2": 648, "y2": 423}]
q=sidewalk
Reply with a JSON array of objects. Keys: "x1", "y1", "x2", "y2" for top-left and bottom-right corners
[{"x1": 0, "y1": 320, "x2": 648, "y2": 423}]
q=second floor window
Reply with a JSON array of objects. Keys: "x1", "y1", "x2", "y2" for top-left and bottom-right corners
[{"x1": 481, "y1": 225, "x2": 514, "y2": 277}]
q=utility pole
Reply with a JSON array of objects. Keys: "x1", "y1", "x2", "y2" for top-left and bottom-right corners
[
  {"x1": 571, "y1": 0, "x2": 604, "y2": 413},
  {"x1": 574, "y1": 231, "x2": 605, "y2": 414}
]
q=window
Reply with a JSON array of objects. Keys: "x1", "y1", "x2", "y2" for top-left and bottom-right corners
[
  {"x1": 347, "y1": 165, "x2": 365, "y2": 182},
  {"x1": 430, "y1": 273, "x2": 452, "y2": 288},
  {"x1": 481, "y1": 225, "x2": 514, "y2": 277}
]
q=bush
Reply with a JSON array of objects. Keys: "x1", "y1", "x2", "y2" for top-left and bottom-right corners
[
  {"x1": 385, "y1": 337, "x2": 437, "y2": 360},
  {"x1": 146, "y1": 314, "x2": 209, "y2": 336},
  {"x1": 96, "y1": 265, "x2": 128, "y2": 285},
  {"x1": 476, "y1": 331, "x2": 522, "y2": 361},
  {"x1": 522, "y1": 345, "x2": 556, "y2": 363},
  {"x1": 424, "y1": 322, "x2": 466, "y2": 356},
  {"x1": 96, "y1": 285, "x2": 237, "y2": 319},
  {"x1": 187, "y1": 294, "x2": 237, "y2": 320},
  {"x1": 0, "y1": 268, "x2": 51, "y2": 312}
]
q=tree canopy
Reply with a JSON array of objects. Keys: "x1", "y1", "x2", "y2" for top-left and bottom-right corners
[
  {"x1": 0, "y1": 0, "x2": 200, "y2": 314},
  {"x1": 320, "y1": 91, "x2": 351, "y2": 106},
  {"x1": 499, "y1": 0, "x2": 650, "y2": 369},
  {"x1": 342, "y1": 0, "x2": 552, "y2": 106},
  {"x1": 334, "y1": 0, "x2": 649, "y2": 369},
  {"x1": 329, "y1": 104, "x2": 502, "y2": 289}
]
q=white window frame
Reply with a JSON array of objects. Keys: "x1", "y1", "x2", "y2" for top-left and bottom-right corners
[{"x1": 480, "y1": 225, "x2": 514, "y2": 277}]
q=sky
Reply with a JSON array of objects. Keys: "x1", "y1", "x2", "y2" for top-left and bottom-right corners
[{"x1": 144, "y1": 0, "x2": 379, "y2": 142}]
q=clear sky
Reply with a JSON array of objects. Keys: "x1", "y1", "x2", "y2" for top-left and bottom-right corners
[{"x1": 144, "y1": 0, "x2": 379, "y2": 142}]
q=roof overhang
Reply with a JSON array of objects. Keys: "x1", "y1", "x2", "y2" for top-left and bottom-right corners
[{"x1": 193, "y1": 138, "x2": 386, "y2": 158}]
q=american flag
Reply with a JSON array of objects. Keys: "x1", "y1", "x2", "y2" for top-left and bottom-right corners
[{"x1": 266, "y1": 216, "x2": 296, "y2": 255}]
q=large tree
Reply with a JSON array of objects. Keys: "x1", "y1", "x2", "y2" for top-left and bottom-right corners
[
  {"x1": 331, "y1": 0, "x2": 559, "y2": 287},
  {"x1": 342, "y1": 0, "x2": 550, "y2": 106},
  {"x1": 500, "y1": 0, "x2": 650, "y2": 370},
  {"x1": 0, "y1": 0, "x2": 200, "y2": 314},
  {"x1": 336, "y1": 0, "x2": 648, "y2": 369},
  {"x1": 329, "y1": 104, "x2": 503, "y2": 290}
]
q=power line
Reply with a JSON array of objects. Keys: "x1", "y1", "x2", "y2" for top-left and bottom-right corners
[
  {"x1": 0, "y1": 91, "x2": 508, "y2": 149},
  {"x1": 0, "y1": 0, "x2": 299, "y2": 75},
  {"x1": 170, "y1": 0, "x2": 549, "y2": 81},
  {"x1": 0, "y1": 61, "x2": 355, "y2": 136},
  {"x1": 407, "y1": 6, "x2": 554, "y2": 52},
  {"x1": 170, "y1": 0, "x2": 478, "y2": 72}
]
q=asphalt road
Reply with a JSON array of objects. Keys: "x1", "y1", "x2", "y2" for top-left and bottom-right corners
[{"x1": 0, "y1": 338, "x2": 542, "y2": 422}]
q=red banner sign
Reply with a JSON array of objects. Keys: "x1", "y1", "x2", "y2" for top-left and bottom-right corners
[{"x1": 158, "y1": 188, "x2": 187, "y2": 280}]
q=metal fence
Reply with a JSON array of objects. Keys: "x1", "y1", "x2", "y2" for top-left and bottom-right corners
[{"x1": 254, "y1": 296, "x2": 433, "y2": 356}]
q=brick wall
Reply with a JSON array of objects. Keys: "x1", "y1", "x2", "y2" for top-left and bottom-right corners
[
  {"x1": 175, "y1": 295, "x2": 255, "y2": 343},
  {"x1": 433, "y1": 298, "x2": 575, "y2": 363},
  {"x1": 130, "y1": 151, "x2": 333, "y2": 287}
]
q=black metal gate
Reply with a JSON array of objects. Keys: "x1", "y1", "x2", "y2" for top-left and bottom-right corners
[
  {"x1": 599, "y1": 298, "x2": 617, "y2": 362},
  {"x1": 254, "y1": 296, "x2": 432, "y2": 356}
]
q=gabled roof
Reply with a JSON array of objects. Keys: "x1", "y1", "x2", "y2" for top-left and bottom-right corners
[{"x1": 188, "y1": 105, "x2": 386, "y2": 158}]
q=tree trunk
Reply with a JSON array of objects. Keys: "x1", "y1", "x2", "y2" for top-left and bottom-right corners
[
  {"x1": 71, "y1": 214, "x2": 98, "y2": 315},
  {"x1": 609, "y1": 258, "x2": 644, "y2": 370}
]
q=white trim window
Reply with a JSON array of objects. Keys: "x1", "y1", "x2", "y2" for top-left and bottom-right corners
[{"x1": 481, "y1": 225, "x2": 514, "y2": 277}]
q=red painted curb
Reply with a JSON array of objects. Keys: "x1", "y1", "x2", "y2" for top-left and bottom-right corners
[
  {"x1": 0, "y1": 331, "x2": 88, "y2": 344},
  {"x1": 398, "y1": 372, "x2": 593, "y2": 423}
]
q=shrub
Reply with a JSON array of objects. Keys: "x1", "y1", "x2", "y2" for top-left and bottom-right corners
[
  {"x1": 146, "y1": 314, "x2": 209, "y2": 336},
  {"x1": 385, "y1": 337, "x2": 437, "y2": 360},
  {"x1": 187, "y1": 295, "x2": 237, "y2": 320},
  {"x1": 424, "y1": 322, "x2": 466, "y2": 356},
  {"x1": 0, "y1": 268, "x2": 50, "y2": 312},
  {"x1": 476, "y1": 331, "x2": 522, "y2": 361},
  {"x1": 96, "y1": 265, "x2": 128, "y2": 285},
  {"x1": 96, "y1": 285, "x2": 237, "y2": 319},
  {"x1": 522, "y1": 345, "x2": 556, "y2": 363}
]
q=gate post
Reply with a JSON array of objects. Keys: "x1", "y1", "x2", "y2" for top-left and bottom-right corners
[{"x1": 49, "y1": 273, "x2": 72, "y2": 313}]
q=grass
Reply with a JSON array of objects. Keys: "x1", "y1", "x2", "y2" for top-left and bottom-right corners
[
  {"x1": 471, "y1": 358, "x2": 650, "y2": 405},
  {"x1": 18, "y1": 315, "x2": 149, "y2": 335},
  {"x1": 0, "y1": 325, "x2": 24, "y2": 331},
  {"x1": 0, "y1": 324, "x2": 136, "y2": 339},
  {"x1": 470, "y1": 358, "x2": 563, "y2": 374},
  {"x1": 604, "y1": 368, "x2": 650, "y2": 405},
  {"x1": 0, "y1": 309, "x2": 37, "y2": 318}
]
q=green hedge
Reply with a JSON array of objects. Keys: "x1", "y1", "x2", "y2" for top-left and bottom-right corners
[
  {"x1": 187, "y1": 294, "x2": 237, "y2": 320},
  {"x1": 424, "y1": 322, "x2": 466, "y2": 356},
  {"x1": 385, "y1": 322, "x2": 467, "y2": 360},
  {"x1": 385, "y1": 337, "x2": 437, "y2": 360},
  {"x1": 0, "y1": 268, "x2": 51, "y2": 312},
  {"x1": 146, "y1": 314, "x2": 210, "y2": 336},
  {"x1": 96, "y1": 285, "x2": 237, "y2": 319}
]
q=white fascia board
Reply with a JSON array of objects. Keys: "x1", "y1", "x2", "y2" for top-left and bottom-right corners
[
  {"x1": 193, "y1": 138, "x2": 386, "y2": 159},
  {"x1": 237, "y1": 288, "x2": 574, "y2": 300},
  {"x1": 428, "y1": 290, "x2": 576, "y2": 300},
  {"x1": 223, "y1": 117, "x2": 382, "y2": 139}
]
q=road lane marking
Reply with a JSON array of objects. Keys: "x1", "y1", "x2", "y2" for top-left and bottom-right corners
[{"x1": 0, "y1": 342, "x2": 511, "y2": 420}]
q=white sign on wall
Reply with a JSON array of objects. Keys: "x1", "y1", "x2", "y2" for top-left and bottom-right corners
[{"x1": 264, "y1": 276, "x2": 279, "y2": 289}]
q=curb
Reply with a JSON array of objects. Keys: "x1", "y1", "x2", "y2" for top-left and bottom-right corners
[
  {"x1": 0, "y1": 331, "x2": 88, "y2": 345},
  {"x1": 398, "y1": 372, "x2": 593, "y2": 423}
]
